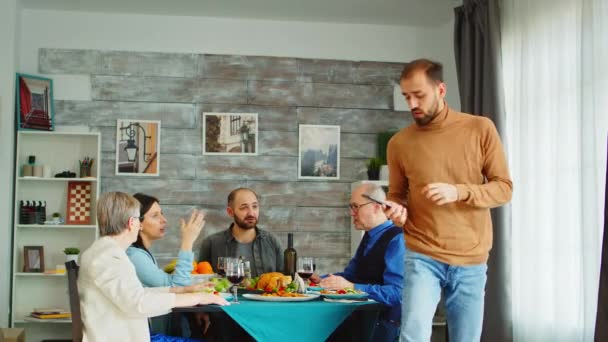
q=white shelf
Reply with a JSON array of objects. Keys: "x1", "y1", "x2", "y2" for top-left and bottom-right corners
[
  {"x1": 15, "y1": 272, "x2": 66, "y2": 277},
  {"x1": 17, "y1": 316, "x2": 72, "y2": 324},
  {"x1": 18, "y1": 177, "x2": 97, "y2": 182},
  {"x1": 17, "y1": 224, "x2": 96, "y2": 229},
  {"x1": 12, "y1": 131, "x2": 100, "y2": 330}
]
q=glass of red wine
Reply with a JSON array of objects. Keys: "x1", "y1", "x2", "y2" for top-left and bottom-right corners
[
  {"x1": 225, "y1": 258, "x2": 244, "y2": 304},
  {"x1": 216, "y1": 257, "x2": 226, "y2": 277},
  {"x1": 297, "y1": 257, "x2": 314, "y2": 289}
]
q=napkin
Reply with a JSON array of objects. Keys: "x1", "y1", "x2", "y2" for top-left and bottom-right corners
[{"x1": 293, "y1": 273, "x2": 307, "y2": 294}]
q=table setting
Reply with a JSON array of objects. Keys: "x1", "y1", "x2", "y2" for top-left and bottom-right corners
[{"x1": 171, "y1": 256, "x2": 386, "y2": 341}]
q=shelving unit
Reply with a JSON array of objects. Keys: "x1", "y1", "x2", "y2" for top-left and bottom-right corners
[{"x1": 10, "y1": 131, "x2": 100, "y2": 341}]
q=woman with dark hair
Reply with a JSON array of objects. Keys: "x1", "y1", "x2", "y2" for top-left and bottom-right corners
[
  {"x1": 126, "y1": 193, "x2": 206, "y2": 335},
  {"x1": 127, "y1": 193, "x2": 203, "y2": 287},
  {"x1": 78, "y1": 192, "x2": 227, "y2": 342}
]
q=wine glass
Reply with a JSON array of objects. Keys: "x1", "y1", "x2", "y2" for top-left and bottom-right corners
[
  {"x1": 216, "y1": 257, "x2": 226, "y2": 277},
  {"x1": 225, "y1": 258, "x2": 244, "y2": 304},
  {"x1": 297, "y1": 257, "x2": 314, "y2": 289}
]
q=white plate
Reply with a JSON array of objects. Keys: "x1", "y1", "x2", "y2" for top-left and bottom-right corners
[{"x1": 242, "y1": 293, "x2": 320, "y2": 302}]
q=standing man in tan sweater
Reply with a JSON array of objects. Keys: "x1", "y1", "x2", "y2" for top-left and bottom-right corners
[{"x1": 384, "y1": 59, "x2": 512, "y2": 342}]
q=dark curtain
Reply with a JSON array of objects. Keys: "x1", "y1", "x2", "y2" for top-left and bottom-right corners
[
  {"x1": 454, "y1": 1, "x2": 512, "y2": 341},
  {"x1": 595, "y1": 137, "x2": 608, "y2": 341}
]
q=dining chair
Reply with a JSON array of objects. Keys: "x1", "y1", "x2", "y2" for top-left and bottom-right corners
[{"x1": 66, "y1": 260, "x2": 83, "y2": 342}]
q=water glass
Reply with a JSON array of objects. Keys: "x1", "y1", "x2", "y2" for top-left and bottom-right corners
[{"x1": 216, "y1": 257, "x2": 226, "y2": 277}]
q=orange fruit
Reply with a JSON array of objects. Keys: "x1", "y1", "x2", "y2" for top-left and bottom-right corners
[{"x1": 197, "y1": 261, "x2": 213, "y2": 274}]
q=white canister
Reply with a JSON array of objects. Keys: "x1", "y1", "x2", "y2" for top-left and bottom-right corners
[
  {"x1": 379, "y1": 165, "x2": 389, "y2": 180},
  {"x1": 43, "y1": 165, "x2": 53, "y2": 178}
]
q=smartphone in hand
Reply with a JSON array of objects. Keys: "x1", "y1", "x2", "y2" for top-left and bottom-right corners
[{"x1": 362, "y1": 194, "x2": 392, "y2": 209}]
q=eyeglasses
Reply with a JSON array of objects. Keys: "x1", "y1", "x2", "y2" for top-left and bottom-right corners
[{"x1": 348, "y1": 202, "x2": 374, "y2": 211}]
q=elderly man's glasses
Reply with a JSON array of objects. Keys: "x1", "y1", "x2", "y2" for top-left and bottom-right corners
[{"x1": 349, "y1": 202, "x2": 374, "y2": 211}]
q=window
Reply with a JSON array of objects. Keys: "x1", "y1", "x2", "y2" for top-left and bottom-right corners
[{"x1": 230, "y1": 116, "x2": 241, "y2": 136}]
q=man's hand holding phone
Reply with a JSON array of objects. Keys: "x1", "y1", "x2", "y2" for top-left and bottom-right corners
[
  {"x1": 362, "y1": 194, "x2": 407, "y2": 227},
  {"x1": 383, "y1": 200, "x2": 408, "y2": 227}
]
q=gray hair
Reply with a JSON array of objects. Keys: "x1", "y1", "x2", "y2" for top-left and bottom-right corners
[
  {"x1": 96, "y1": 191, "x2": 140, "y2": 237},
  {"x1": 361, "y1": 183, "x2": 387, "y2": 202}
]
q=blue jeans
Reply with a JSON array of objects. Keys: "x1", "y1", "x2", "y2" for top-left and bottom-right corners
[{"x1": 400, "y1": 250, "x2": 487, "y2": 342}]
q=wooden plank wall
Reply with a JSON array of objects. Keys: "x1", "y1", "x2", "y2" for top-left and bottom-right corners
[{"x1": 40, "y1": 48, "x2": 412, "y2": 273}]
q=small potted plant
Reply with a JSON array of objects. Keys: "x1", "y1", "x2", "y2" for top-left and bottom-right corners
[
  {"x1": 52, "y1": 212, "x2": 63, "y2": 224},
  {"x1": 64, "y1": 248, "x2": 80, "y2": 264},
  {"x1": 366, "y1": 157, "x2": 384, "y2": 180}
]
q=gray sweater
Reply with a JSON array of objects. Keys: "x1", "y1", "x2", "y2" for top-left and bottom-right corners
[{"x1": 199, "y1": 224, "x2": 284, "y2": 277}]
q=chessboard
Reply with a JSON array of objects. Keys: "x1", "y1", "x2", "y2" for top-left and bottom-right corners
[{"x1": 66, "y1": 181, "x2": 92, "y2": 225}]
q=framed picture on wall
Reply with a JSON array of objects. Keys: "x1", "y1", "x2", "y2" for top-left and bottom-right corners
[
  {"x1": 115, "y1": 119, "x2": 161, "y2": 176},
  {"x1": 298, "y1": 124, "x2": 340, "y2": 180},
  {"x1": 15, "y1": 73, "x2": 54, "y2": 131},
  {"x1": 23, "y1": 246, "x2": 44, "y2": 272},
  {"x1": 203, "y1": 113, "x2": 258, "y2": 155}
]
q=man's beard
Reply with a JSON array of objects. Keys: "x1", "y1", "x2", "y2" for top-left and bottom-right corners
[
  {"x1": 234, "y1": 215, "x2": 258, "y2": 230},
  {"x1": 413, "y1": 96, "x2": 441, "y2": 126}
]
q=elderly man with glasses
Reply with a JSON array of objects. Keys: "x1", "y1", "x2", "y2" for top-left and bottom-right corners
[{"x1": 311, "y1": 183, "x2": 406, "y2": 342}]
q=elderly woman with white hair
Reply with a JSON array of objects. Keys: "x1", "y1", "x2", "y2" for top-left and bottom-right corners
[{"x1": 78, "y1": 191, "x2": 228, "y2": 342}]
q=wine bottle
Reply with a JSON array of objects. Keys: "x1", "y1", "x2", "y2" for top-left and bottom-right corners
[{"x1": 283, "y1": 233, "x2": 297, "y2": 278}]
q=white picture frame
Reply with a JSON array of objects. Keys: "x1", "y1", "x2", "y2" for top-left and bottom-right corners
[
  {"x1": 203, "y1": 113, "x2": 258, "y2": 155},
  {"x1": 115, "y1": 119, "x2": 161, "y2": 176},
  {"x1": 298, "y1": 124, "x2": 340, "y2": 180}
]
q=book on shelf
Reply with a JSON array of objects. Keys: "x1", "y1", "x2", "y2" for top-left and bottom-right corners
[
  {"x1": 30, "y1": 308, "x2": 71, "y2": 319},
  {"x1": 30, "y1": 312, "x2": 71, "y2": 319}
]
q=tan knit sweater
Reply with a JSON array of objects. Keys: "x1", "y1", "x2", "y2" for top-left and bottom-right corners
[{"x1": 387, "y1": 105, "x2": 512, "y2": 265}]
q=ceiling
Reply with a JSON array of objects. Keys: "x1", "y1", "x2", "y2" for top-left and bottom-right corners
[{"x1": 20, "y1": 0, "x2": 458, "y2": 27}]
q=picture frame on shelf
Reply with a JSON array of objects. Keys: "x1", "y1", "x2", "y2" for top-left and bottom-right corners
[
  {"x1": 115, "y1": 119, "x2": 161, "y2": 176},
  {"x1": 15, "y1": 73, "x2": 54, "y2": 131},
  {"x1": 203, "y1": 113, "x2": 258, "y2": 155},
  {"x1": 23, "y1": 246, "x2": 44, "y2": 272},
  {"x1": 298, "y1": 124, "x2": 340, "y2": 180}
]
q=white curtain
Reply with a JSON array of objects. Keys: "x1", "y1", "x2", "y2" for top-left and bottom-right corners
[{"x1": 501, "y1": 0, "x2": 608, "y2": 340}]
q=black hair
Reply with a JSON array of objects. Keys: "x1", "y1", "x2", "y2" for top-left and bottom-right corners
[{"x1": 131, "y1": 193, "x2": 159, "y2": 259}]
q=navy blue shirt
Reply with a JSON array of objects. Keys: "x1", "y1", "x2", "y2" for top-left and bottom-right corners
[{"x1": 333, "y1": 220, "x2": 405, "y2": 321}]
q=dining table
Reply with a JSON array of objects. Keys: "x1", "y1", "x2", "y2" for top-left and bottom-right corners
[{"x1": 171, "y1": 294, "x2": 387, "y2": 342}]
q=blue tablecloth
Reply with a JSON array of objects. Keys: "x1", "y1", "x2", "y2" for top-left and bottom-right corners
[{"x1": 221, "y1": 297, "x2": 378, "y2": 342}]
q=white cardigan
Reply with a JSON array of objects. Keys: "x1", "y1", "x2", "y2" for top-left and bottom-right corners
[{"x1": 78, "y1": 236, "x2": 176, "y2": 342}]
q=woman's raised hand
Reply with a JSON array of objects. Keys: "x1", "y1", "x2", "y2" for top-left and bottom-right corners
[{"x1": 180, "y1": 209, "x2": 206, "y2": 251}]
